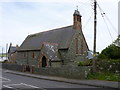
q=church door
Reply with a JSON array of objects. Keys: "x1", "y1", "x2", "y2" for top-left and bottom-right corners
[{"x1": 42, "y1": 56, "x2": 47, "y2": 67}]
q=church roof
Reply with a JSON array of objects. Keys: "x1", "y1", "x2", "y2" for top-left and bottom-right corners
[
  {"x1": 73, "y1": 10, "x2": 81, "y2": 16},
  {"x1": 18, "y1": 25, "x2": 76, "y2": 51},
  {"x1": 41, "y1": 42, "x2": 61, "y2": 61},
  {"x1": 8, "y1": 46, "x2": 17, "y2": 53}
]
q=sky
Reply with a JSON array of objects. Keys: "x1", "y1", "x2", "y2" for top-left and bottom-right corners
[{"x1": 0, "y1": 0, "x2": 119, "y2": 53}]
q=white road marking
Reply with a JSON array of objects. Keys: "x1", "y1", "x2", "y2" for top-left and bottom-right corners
[
  {"x1": 0, "y1": 77, "x2": 11, "y2": 82},
  {"x1": 3, "y1": 83, "x2": 39, "y2": 89},
  {"x1": 3, "y1": 85, "x2": 13, "y2": 88},
  {"x1": 5, "y1": 83, "x2": 22, "y2": 86},
  {"x1": 21, "y1": 83, "x2": 39, "y2": 88}
]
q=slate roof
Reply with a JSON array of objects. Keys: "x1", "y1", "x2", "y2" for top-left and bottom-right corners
[
  {"x1": 18, "y1": 26, "x2": 76, "y2": 51},
  {"x1": 73, "y1": 10, "x2": 81, "y2": 16},
  {"x1": 8, "y1": 46, "x2": 17, "y2": 53},
  {"x1": 41, "y1": 42, "x2": 61, "y2": 61}
]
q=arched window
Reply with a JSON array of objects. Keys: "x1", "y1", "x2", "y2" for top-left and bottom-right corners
[
  {"x1": 77, "y1": 15, "x2": 80, "y2": 21},
  {"x1": 75, "y1": 38, "x2": 78, "y2": 54},
  {"x1": 81, "y1": 39, "x2": 83, "y2": 54},
  {"x1": 32, "y1": 52, "x2": 35, "y2": 58}
]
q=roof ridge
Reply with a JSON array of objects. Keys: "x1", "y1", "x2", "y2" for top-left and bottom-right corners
[{"x1": 29, "y1": 25, "x2": 73, "y2": 36}]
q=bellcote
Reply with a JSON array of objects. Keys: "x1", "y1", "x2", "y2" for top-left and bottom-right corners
[{"x1": 73, "y1": 9, "x2": 82, "y2": 30}]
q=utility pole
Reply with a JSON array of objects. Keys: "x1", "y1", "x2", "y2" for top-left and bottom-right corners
[
  {"x1": 2, "y1": 47, "x2": 3, "y2": 60},
  {"x1": 0, "y1": 46, "x2": 2, "y2": 58},
  {"x1": 93, "y1": 0, "x2": 97, "y2": 72},
  {"x1": 6, "y1": 43, "x2": 8, "y2": 60}
]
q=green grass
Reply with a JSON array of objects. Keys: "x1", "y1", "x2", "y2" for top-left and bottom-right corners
[
  {"x1": 87, "y1": 72, "x2": 120, "y2": 82},
  {"x1": 0, "y1": 54, "x2": 7, "y2": 57}
]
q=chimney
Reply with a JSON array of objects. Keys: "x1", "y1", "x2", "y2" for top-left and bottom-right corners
[
  {"x1": 16, "y1": 45, "x2": 19, "y2": 50},
  {"x1": 16, "y1": 45, "x2": 18, "y2": 47},
  {"x1": 10, "y1": 43, "x2": 12, "y2": 47},
  {"x1": 73, "y1": 9, "x2": 82, "y2": 30}
]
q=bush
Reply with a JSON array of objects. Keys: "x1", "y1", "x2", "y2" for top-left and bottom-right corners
[
  {"x1": 96, "y1": 59, "x2": 120, "y2": 73},
  {"x1": 87, "y1": 72, "x2": 120, "y2": 82},
  {"x1": 78, "y1": 60, "x2": 92, "y2": 66},
  {"x1": 78, "y1": 61, "x2": 84, "y2": 66},
  {"x1": 98, "y1": 44, "x2": 120, "y2": 59},
  {"x1": 2, "y1": 60, "x2": 9, "y2": 63}
]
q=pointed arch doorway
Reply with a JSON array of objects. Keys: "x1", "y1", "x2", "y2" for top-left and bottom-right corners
[{"x1": 42, "y1": 56, "x2": 47, "y2": 67}]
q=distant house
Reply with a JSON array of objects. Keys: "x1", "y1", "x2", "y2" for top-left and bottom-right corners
[
  {"x1": 8, "y1": 43, "x2": 19, "y2": 63},
  {"x1": 17, "y1": 10, "x2": 89, "y2": 68}
]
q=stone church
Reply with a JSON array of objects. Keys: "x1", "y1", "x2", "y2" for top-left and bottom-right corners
[{"x1": 16, "y1": 10, "x2": 89, "y2": 68}]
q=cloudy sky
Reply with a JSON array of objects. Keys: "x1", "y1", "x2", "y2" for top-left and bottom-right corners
[{"x1": 0, "y1": 0, "x2": 119, "y2": 53}]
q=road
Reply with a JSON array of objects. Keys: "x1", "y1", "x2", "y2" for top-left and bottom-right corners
[{"x1": 1, "y1": 69, "x2": 99, "y2": 90}]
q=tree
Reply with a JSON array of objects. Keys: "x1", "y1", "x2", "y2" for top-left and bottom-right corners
[
  {"x1": 113, "y1": 35, "x2": 120, "y2": 47},
  {"x1": 99, "y1": 35, "x2": 120, "y2": 59}
]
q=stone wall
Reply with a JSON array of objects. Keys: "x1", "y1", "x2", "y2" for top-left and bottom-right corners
[
  {"x1": 16, "y1": 29, "x2": 89, "y2": 68},
  {"x1": 2, "y1": 63, "x2": 23, "y2": 72},
  {"x1": 8, "y1": 52, "x2": 17, "y2": 64},
  {"x1": 34, "y1": 66, "x2": 92, "y2": 79},
  {"x1": 17, "y1": 51, "x2": 40, "y2": 67},
  {"x1": 51, "y1": 61, "x2": 62, "y2": 67},
  {"x1": 2, "y1": 63, "x2": 92, "y2": 79},
  {"x1": 96, "y1": 59, "x2": 120, "y2": 73},
  {"x1": 60, "y1": 30, "x2": 89, "y2": 66}
]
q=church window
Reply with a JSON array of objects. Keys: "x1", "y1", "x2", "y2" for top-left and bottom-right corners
[
  {"x1": 32, "y1": 52, "x2": 35, "y2": 58},
  {"x1": 75, "y1": 38, "x2": 78, "y2": 54},
  {"x1": 81, "y1": 39, "x2": 83, "y2": 54}
]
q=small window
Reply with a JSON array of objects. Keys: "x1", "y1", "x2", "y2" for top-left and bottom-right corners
[
  {"x1": 32, "y1": 52, "x2": 35, "y2": 58},
  {"x1": 81, "y1": 39, "x2": 83, "y2": 54},
  {"x1": 75, "y1": 38, "x2": 78, "y2": 54},
  {"x1": 77, "y1": 16, "x2": 81, "y2": 22}
]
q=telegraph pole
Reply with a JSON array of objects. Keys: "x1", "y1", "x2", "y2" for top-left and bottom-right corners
[
  {"x1": 6, "y1": 43, "x2": 8, "y2": 60},
  {"x1": 93, "y1": 0, "x2": 97, "y2": 72},
  {"x1": 2, "y1": 47, "x2": 3, "y2": 60}
]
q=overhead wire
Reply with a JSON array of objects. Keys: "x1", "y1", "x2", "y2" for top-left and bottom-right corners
[
  {"x1": 77, "y1": 0, "x2": 116, "y2": 43},
  {"x1": 97, "y1": 4, "x2": 118, "y2": 34},
  {"x1": 102, "y1": 16, "x2": 114, "y2": 42},
  {"x1": 83, "y1": 13, "x2": 93, "y2": 29},
  {"x1": 77, "y1": 0, "x2": 93, "y2": 29},
  {"x1": 77, "y1": 0, "x2": 93, "y2": 13},
  {"x1": 104, "y1": 15, "x2": 118, "y2": 34},
  {"x1": 97, "y1": 3, "x2": 115, "y2": 42}
]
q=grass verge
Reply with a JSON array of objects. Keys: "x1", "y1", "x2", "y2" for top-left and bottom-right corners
[{"x1": 87, "y1": 72, "x2": 120, "y2": 82}]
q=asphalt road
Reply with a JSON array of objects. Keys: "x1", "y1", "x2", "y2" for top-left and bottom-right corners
[{"x1": 1, "y1": 69, "x2": 99, "y2": 90}]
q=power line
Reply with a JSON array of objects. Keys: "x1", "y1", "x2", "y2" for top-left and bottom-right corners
[
  {"x1": 97, "y1": 3, "x2": 115, "y2": 42},
  {"x1": 77, "y1": 0, "x2": 93, "y2": 19},
  {"x1": 102, "y1": 16, "x2": 114, "y2": 42},
  {"x1": 77, "y1": 0, "x2": 92, "y2": 12},
  {"x1": 83, "y1": 13, "x2": 93, "y2": 29},
  {"x1": 104, "y1": 14, "x2": 118, "y2": 34},
  {"x1": 97, "y1": 3, "x2": 118, "y2": 34}
]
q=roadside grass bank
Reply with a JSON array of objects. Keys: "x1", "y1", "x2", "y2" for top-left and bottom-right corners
[{"x1": 87, "y1": 72, "x2": 120, "y2": 82}]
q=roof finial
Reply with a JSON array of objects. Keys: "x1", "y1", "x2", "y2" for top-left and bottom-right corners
[{"x1": 76, "y1": 5, "x2": 78, "y2": 10}]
